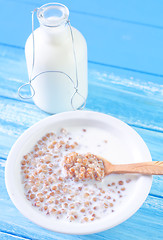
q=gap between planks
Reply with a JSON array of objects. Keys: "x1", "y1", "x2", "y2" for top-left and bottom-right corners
[
  {"x1": 1, "y1": 94, "x2": 162, "y2": 134},
  {"x1": 0, "y1": 230, "x2": 33, "y2": 240},
  {"x1": 0, "y1": 43, "x2": 163, "y2": 79},
  {"x1": 70, "y1": 10, "x2": 163, "y2": 30}
]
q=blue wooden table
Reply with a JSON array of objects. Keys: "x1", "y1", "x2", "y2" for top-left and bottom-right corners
[{"x1": 0, "y1": 0, "x2": 163, "y2": 239}]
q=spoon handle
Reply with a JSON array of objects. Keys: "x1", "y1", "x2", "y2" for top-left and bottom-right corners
[{"x1": 111, "y1": 161, "x2": 163, "y2": 175}]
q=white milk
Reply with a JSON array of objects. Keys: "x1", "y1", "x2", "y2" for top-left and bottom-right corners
[
  {"x1": 21, "y1": 126, "x2": 139, "y2": 223},
  {"x1": 25, "y1": 3, "x2": 88, "y2": 113}
]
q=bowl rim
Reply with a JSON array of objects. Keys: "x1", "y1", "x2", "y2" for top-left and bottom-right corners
[{"x1": 5, "y1": 110, "x2": 152, "y2": 235}]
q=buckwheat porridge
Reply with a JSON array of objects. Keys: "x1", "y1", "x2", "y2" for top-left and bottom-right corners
[{"x1": 21, "y1": 127, "x2": 138, "y2": 223}]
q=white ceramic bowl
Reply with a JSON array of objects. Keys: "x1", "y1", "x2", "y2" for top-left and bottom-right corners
[{"x1": 5, "y1": 111, "x2": 152, "y2": 234}]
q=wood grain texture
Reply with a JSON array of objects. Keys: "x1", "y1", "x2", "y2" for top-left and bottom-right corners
[
  {"x1": 0, "y1": 232, "x2": 31, "y2": 240},
  {"x1": 105, "y1": 161, "x2": 163, "y2": 175}
]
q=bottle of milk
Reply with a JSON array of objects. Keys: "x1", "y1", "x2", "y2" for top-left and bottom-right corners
[{"x1": 25, "y1": 3, "x2": 88, "y2": 114}]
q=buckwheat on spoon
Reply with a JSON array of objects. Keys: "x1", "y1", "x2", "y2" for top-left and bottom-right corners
[{"x1": 64, "y1": 152, "x2": 163, "y2": 181}]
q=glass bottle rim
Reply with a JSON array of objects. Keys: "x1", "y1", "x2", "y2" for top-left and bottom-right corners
[{"x1": 37, "y1": 3, "x2": 69, "y2": 27}]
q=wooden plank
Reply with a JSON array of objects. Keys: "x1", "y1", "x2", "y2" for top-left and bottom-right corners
[
  {"x1": 0, "y1": 45, "x2": 163, "y2": 132},
  {"x1": 0, "y1": 94, "x2": 163, "y2": 162},
  {"x1": 71, "y1": 12, "x2": 163, "y2": 76},
  {"x1": 0, "y1": 232, "x2": 31, "y2": 240},
  {"x1": 0, "y1": 97, "x2": 163, "y2": 163},
  {"x1": 0, "y1": 97, "x2": 163, "y2": 161},
  {"x1": 1, "y1": 2, "x2": 163, "y2": 74},
  {"x1": 87, "y1": 64, "x2": 163, "y2": 131},
  {"x1": 12, "y1": 0, "x2": 163, "y2": 28}
]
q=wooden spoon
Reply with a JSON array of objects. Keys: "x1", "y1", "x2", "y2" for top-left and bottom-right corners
[{"x1": 102, "y1": 158, "x2": 163, "y2": 176}]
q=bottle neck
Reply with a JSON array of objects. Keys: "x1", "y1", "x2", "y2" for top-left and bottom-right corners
[
  {"x1": 37, "y1": 3, "x2": 69, "y2": 44},
  {"x1": 40, "y1": 22, "x2": 70, "y2": 44}
]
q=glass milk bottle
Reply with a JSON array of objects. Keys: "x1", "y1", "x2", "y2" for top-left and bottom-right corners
[{"x1": 25, "y1": 3, "x2": 88, "y2": 114}]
